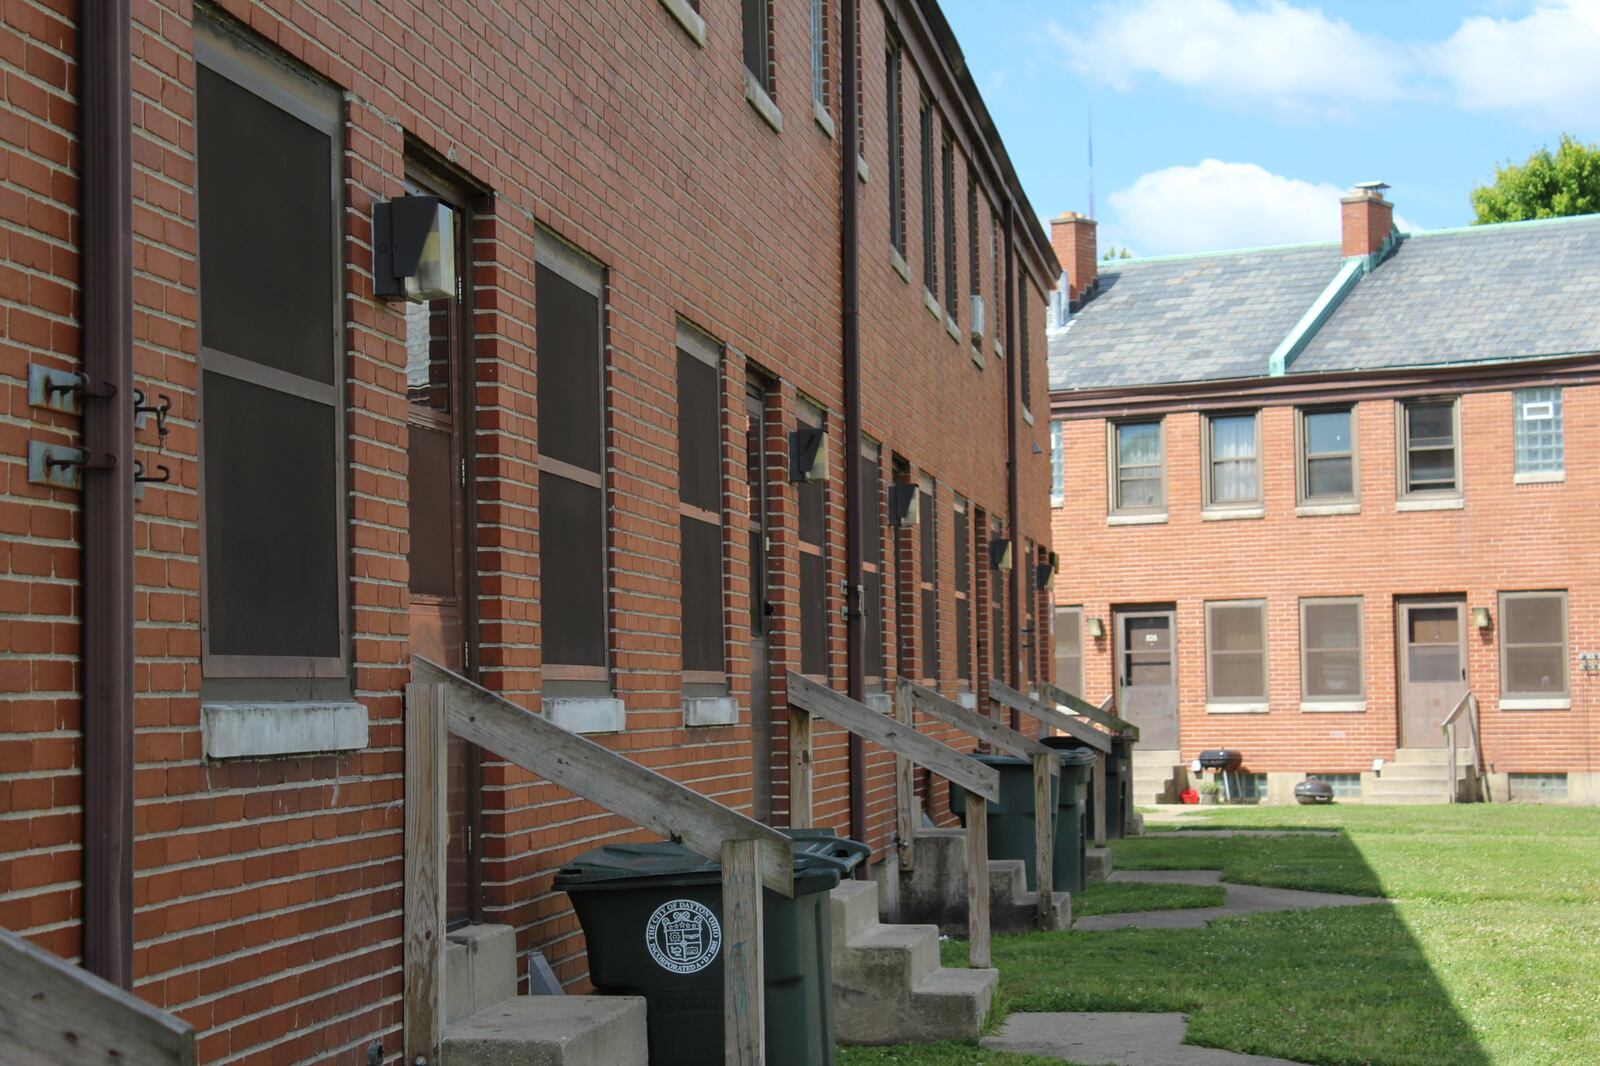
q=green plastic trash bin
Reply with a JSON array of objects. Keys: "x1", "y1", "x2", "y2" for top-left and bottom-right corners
[
  {"x1": 949, "y1": 753, "x2": 1058, "y2": 891},
  {"x1": 1058, "y1": 736, "x2": 1131, "y2": 840},
  {"x1": 1038, "y1": 740, "x2": 1097, "y2": 892},
  {"x1": 553, "y1": 829, "x2": 868, "y2": 1066}
]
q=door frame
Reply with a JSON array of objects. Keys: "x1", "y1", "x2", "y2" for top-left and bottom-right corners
[
  {"x1": 1394, "y1": 594, "x2": 1468, "y2": 749},
  {"x1": 1113, "y1": 605, "x2": 1179, "y2": 749},
  {"x1": 406, "y1": 153, "x2": 485, "y2": 924}
]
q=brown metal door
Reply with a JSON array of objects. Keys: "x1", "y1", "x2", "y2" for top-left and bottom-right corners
[
  {"x1": 744, "y1": 385, "x2": 773, "y2": 823},
  {"x1": 1116, "y1": 610, "x2": 1179, "y2": 749},
  {"x1": 404, "y1": 175, "x2": 479, "y2": 924},
  {"x1": 1397, "y1": 598, "x2": 1467, "y2": 748}
]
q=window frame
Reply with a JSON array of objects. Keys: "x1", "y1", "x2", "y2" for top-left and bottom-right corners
[
  {"x1": 1054, "y1": 605, "x2": 1084, "y2": 699},
  {"x1": 796, "y1": 399, "x2": 829, "y2": 680},
  {"x1": 941, "y1": 124, "x2": 957, "y2": 320},
  {"x1": 809, "y1": 0, "x2": 828, "y2": 112},
  {"x1": 1512, "y1": 386, "x2": 1565, "y2": 483},
  {"x1": 535, "y1": 231, "x2": 611, "y2": 690},
  {"x1": 1107, "y1": 418, "x2": 1166, "y2": 517},
  {"x1": 742, "y1": 0, "x2": 771, "y2": 90},
  {"x1": 919, "y1": 95, "x2": 936, "y2": 301},
  {"x1": 1204, "y1": 599, "x2": 1269, "y2": 711},
  {"x1": 885, "y1": 40, "x2": 904, "y2": 257},
  {"x1": 1298, "y1": 596, "x2": 1365, "y2": 708},
  {"x1": 918, "y1": 474, "x2": 938, "y2": 684},
  {"x1": 1050, "y1": 420, "x2": 1064, "y2": 507},
  {"x1": 195, "y1": 22, "x2": 348, "y2": 683},
  {"x1": 1201, "y1": 410, "x2": 1262, "y2": 511},
  {"x1": 1397, "y1": 396, "x2": 1463, "y2": 501},
  {"x1": 1498, "y1": 590, "x2": 1569, "y2": 706},
  {"x1": 677, "y1": 320, "x2": 728, "y2": 690},
  {"x1": 1295, "y1": 404, "x2": 1359, "y2": 508},
  {"x1": 861, "y1": 437, "x2": 885, "y2": 691},
  {"x1": 952, "y1": 494, "x2": 971, "y2": 686}
]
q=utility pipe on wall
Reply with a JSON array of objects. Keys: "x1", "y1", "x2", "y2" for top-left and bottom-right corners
[
  {"x1": 1002, "y1": 201, "x2": 1023, "y2": 730},
  {"x1": 80, "y1": 0, "x2": 137, "y2": 987},
  {"x1": 840, "y1": 0, "x2": 867, "y2": 849}
]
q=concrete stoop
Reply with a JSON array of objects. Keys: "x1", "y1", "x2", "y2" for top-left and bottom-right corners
[
  {"x1": 887, "y1": 829, "x2": 1071, "y2": 935},
  {"x1": 439, "y1": 924, "x2": 647, "y2": 1066},
  {"x1": 1086, "y1": 847, "x2": 1114, "y2": 884},
  {"x1": 830, "y1": 879, "x2": 998, "y2": 1045},
  {"x1": 1368, "y1": 748, "x2": 1475, "y2": 805},
  {"x1": 1131, "y1": 750, "x2": 1186, "y2": 806}
]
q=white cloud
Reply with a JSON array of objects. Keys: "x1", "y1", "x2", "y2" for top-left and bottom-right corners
[
  {"x1": 1106, "y1": 160, "x2": 1418, "y2": 256},
  {"x1": 1429, "y1": 2, "x2": 1600, "y2": 124},
  {"x1": 1054, "y1": 0, "x2": 1408, "y2": 116}
]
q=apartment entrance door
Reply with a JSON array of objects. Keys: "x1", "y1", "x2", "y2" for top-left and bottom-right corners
[
  {"x1": 1115, "y1": 609, "x2": 1179, "y2": 749},
  {"x1": 1396, "y1": 597, "x2": 1467, "y2": 748}
]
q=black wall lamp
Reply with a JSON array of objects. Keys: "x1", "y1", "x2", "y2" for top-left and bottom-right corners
[
  {"x1": 989, "y1": 536, "x2": 1012, "y2": 571},
  {"x1": 789, "y1": 425, "x2": 828, "y2": 482},
  {"x1": 889, "y1": 482, "x2": 920, "y2": 527},
  {"x1": 1035, "y1": 550, "x2": 1058, "y2": 590},
  {"x1": 373, "y1": 195, "x2": 457, "y2": 301}
]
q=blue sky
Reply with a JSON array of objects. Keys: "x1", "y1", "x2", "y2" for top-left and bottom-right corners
[{"x1": 945, "y1": 1, "x2": 1600, "y2": 257}]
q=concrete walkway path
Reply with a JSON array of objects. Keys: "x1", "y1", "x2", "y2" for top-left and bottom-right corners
[
  {"x1": 1142, "y1": 829, "x2": 1338, "y2": 838},
  {"x1": 983, "y1": 1011, "x2": 1309, "y2": 1065},
  {"x1": 1072, "y1": 869, "x2": 1385, "y2": 931}
]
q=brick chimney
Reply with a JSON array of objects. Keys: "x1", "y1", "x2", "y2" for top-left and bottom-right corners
[
  {"x1": 1340, "y1": 184, "x2": 1394, "y2": 259},
  {"x1": 1051, "y1": 212, "x2": 1097, "y2": 303}
]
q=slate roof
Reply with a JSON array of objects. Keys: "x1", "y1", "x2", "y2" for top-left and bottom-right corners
[
  {"x1": 1048, "y1": 213, "x2": 1600, "y2": 392},
  {"x1": 1293, "y1": 214, "x2": 1600, "y2": 372}
]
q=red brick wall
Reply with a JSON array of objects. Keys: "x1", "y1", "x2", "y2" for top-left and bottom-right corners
[
  {"x1": 1049, "y1": 389, "x2": 1600, "y2": 780},
  {"x1": 0, "y1": 1, "x2": 1054, "y2": 1061}
]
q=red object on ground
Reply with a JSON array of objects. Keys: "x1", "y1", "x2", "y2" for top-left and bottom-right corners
[{"x1": 1180, "y1": 789, "x2": 1200, "y2": 805}]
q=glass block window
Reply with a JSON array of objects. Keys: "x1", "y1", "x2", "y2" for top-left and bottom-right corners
[
  {"x1": 1513, "y1": 387, "x2": 1563, "y2": 475},
  {"x1": 1050, "y1": 421, "x2": 1064, "y2": 506},
  {"x1": 1308, "y1": 773, "x2": 1361, "y2": 799},
  {"x1": 1233, "y1": 773, "x2": 1269, "y2": 802},
  {"x1": 1509, "y1": 772, "x2": 1567, "y2": 801}
]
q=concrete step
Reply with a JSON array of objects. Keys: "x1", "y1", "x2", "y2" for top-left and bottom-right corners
[
  {"x1": 1374, "y1": 763, "x2": 1469, "y2": 783},
  {"x1": 443, "y1": 995, "x2": 648, "y2": 1066},
  {"x1": 1086, "y1": 847, "x2": 1114, "y2": 885},
  {"x1": 988, "y1": 854, "x2": 1071, "y2": 932},
  {"x1": 1391, "y1": 746, "x2": 1472, "y2": 765},
  {"x1": 830, "y1": 880, "x2": 998, "y2": 1045}
]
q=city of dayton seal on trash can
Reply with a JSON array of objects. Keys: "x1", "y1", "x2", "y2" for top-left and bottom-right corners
[{"x1": 644, "y1": 898, "x2": 723, "y2": 974}]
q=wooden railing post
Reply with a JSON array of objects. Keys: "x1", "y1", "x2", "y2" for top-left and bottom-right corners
[
  {"x1": 1032, "y1": 752, "x2": 1056, "y2": 928},
  {"x1": 894, "y1": 682, "x2": 917, "y2": 873},
  {"x1": 405, "y1": 681, "x2": 447, "y2": 1066},
  {"x1": 789, "y1": 697, "x2": 813, "y2": 828},
  {"x1": 721, "y1": 838, "x2": 766, "y2": 1066},
  {"x1": 965, "y1": 792, "x2": 991, "y2": 968},
  {"x1": 1092, "y1": 754, "x2": 1107, "y2": 847}
]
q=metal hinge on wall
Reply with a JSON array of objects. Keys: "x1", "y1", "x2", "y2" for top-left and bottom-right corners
[{"x1": 459, "y1": 457, "x2": 467, "y2": 487}]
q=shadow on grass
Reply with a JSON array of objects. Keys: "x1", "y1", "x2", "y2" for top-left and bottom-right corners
[{"x1": 980, "y1": 829, "x2": 1492, "y2": 1066}]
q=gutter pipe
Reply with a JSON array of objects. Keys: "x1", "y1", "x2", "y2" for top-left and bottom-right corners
[{"x1": 840, "y1": 0, "x2": 867, "y2": 849}]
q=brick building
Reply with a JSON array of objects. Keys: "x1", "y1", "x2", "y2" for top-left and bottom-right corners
[
  {"x1": 1046, "y1": 192, "x2": 1600, "y2": 807},
  {"x1": 0, "y1": 0, "x2": 1056, "y2": 1060}
]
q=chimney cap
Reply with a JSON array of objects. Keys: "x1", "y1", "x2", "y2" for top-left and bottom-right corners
[
  {"x1": 1352, "y1": 180, "x2": 1390, "y2": 195},
  {"x1": 1052, "y1": 211, "x2": 1095, "y2": 224}
]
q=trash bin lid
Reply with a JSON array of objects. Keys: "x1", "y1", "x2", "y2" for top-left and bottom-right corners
[
  {"x1": 969, "y1": 752, "x2": 1029, "y2": 768},
  {"x1": 554, "y1": 832, "x2": 870, "y2": 894},
  {"x1": 1038, "y1": 736, "x2": 1105, "y2": 763}
]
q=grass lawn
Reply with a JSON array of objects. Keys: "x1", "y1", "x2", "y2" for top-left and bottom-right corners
[
  {"x1": 1067, "y1": 878, "x2": 1224, "y2": 918},
  {"x1": 841, "y1": 805, "x2": 1600, "y2": 1066}
]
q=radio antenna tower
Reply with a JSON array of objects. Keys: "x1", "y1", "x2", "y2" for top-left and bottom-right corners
[{"x1": 1086, "y1": 100, "x2": 1095, "y2": 219}]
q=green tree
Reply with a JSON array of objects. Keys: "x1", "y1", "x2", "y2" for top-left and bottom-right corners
[
  {"x1": 1101, "y1": 245, "x2": 1133, "y2": 261},
  {"x1": 1471, "y1": 135, "x2": 1600, "y2": 223}
]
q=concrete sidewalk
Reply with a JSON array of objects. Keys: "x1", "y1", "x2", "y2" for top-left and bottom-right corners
[
  {"x1": 1073, "y1": 869, "x2": 1386, "y2": 931},
  {"x1": 984, "y1": 1011, "x2": 1311, "y2": 1065}
]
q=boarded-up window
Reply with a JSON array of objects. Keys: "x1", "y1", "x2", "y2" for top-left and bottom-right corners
[
  {"x1": 798, "y1": 402, "x2": 828, "y2": 676},
  {"x1": 1301, "y1": 598, "x2": 1362, "y2": 701},
  {"x1": 1055, "y1": 606, "x2": 1083, "y2": 699},
  {"x1": 953, "y1": 496, "x2": 970, "y2": 683},
  {"x1": 1401, "y1": 398, "x2": 1459, "y2": 496},
  {"x1": 536, "y1": 248, "x2": 607, "y2": 678},
  {"x1": 1500, "y1": 591, "x2": 1567, "y2": 698},
  {"x1": 1111, "y1": 420, "x2": 1164, "y2": 513},
  {"x1": 1206, "y1": 601, "x2": 1266, "y2": 704},
  {"x1": 197, "y1": 37, "x2": 343, "y2": 676},
  {"x1": 679, "y1": 329, "x2": 724, "y2": 679},
  {"x1": 1298, "y1": 406, "x2": 1355, "y2": 502},
  {"x1": 918, "y1": 479, "x2": 937, "y2": 680}
]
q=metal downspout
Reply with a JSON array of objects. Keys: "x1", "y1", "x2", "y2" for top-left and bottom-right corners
[
  {"x1": 840, "y1": 0, "x2": 867, "y2": 849},
  {"x1": 81, "y1": 0, "x2": 136, "y2": 987},
  {"x1": 1002, "y1": 202, "x2": 1023, "y2": 729}
]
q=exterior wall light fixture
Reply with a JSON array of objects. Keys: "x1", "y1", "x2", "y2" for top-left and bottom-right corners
[
  {"x1": 1472, "y1": 606, "x2": 1492, "y2": 629},
  {"x1": 788, "y1": 425, "x2": 828, "y2": 482},
  {"x1": 1086, "y1": 616, "x2": 1105, "y2": 640},
  {"x1": 888, "y1": 482, "x2": 920, "y2": 526},
  {"x1": 373, "y1": 195, "x2": 457, "y2": 301},
  {"x1": 988, "y1": 536, "x2": 1012, "y2": 571}
]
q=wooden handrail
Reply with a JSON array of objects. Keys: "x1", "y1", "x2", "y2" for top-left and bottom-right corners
[
  {"x1": 1441, "y1": 690, "x2": 1481, "y2": 804},
  {"x1": 1040, "y1": 680, "x2": 1140, "y2": 741},
  {"x1": 0, "y1": 925, "x2": 196, "y2": 1066},
  {"x1": 992, "y1": 680, "x2": 1113, "y2": 845},
  {"x1": 409, "y1": 659, "x2": 792, "y2": 1066},
  {"x1": 787, "y1": 673, "x2": 1008, "y2": 955},
  {"x1": 902, "y1": 678, "x2": 1059, "y2": 766}
]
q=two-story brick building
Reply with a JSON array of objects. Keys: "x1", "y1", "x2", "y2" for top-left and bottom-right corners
[
  {"x1": 1047, "y1": 191, "x2": 1600, "y2": 807},
  {"x1": 0, "y1": 0, "x2": 1055, "y2": 1059}
]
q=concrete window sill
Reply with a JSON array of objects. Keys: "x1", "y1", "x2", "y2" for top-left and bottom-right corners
[
  {"x1": 745, "y1": 71, "x2": 783, "y2": 133},
  {"x1": 889, "y1": 247, "x2": 910, "y2": 283},
  {"x1": 1206, "y1": 702, "x2": 1269, "y2": 714},
  {"x1": 1296, "y1": 501, "x2": 1360, "y2": 517},
  {"x1": 1498, "y1": 697, "x2": 1571, "y2": 711},
  {"x1": 658, "y1": 0, "x2": 706, "y2": 46},
  {"x1": 944, "y1": 314, "x2": 961, "y2": 342},
  {"x1": 1050, "y1": 495, "x2": 1064, "y2": 509},
  {"x1": 1202, "y1": 506, "x2": 1263, "y2": 521},
  {"x1": 684, "y1": 695, "x2": 738, "y2": 727},
  {"x1": 1396, "y1": 496, "x2": 1464, "y2": 512},
  {"x1": 813, "y1": 100, "x2": 835, "y2": 139},
  {"x1": 857, "y1": 154, "x2": 870, "y2": 184},
  {"x1": 1107, "y1": 512, "x2": 1167, "y2": 526},
  {"x1": 202, "y1": 701, "x2": 368, "y2": 759},
  {"x1": 1021, "y1": 406, "x2": 1035, "y2": 427},
  {"x1": 543, "y1": 696, "x2": 626, "y2": 734},
  {"x1": 1301, "y1": 700, "x2": 1367, "y2": 713},
  {"x1": 923, "y1": 288, "x2": 941, "y2": 319},
  {"x1": 970, "y1": 344, "x2": 985, "y2": 369},
  {"x1": 1514, "y1": 470, "x2": 1564, "y2": 485},
  {"x1": 994, "y1": 340, "x2": 1005, "y2": 360}
]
